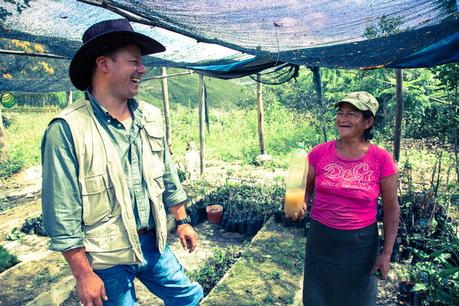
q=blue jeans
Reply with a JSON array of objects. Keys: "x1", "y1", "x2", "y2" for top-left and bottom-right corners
[{"x1": 94, "y1": 231, "x2": 203, "y2": 306}]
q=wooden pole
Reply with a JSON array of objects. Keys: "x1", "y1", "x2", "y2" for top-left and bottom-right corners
[
  {"x1": 161, "y1": 67, "x2": 172, "y2": 153},
  {"x1": 66, "y1": 90, "x2": 73, "y2": 106},
  {"x1": 198, "y1": 74, "x2": 205, "y2": 175},
  {"x1": 394, "y1": 68, "x2": 403, "y2": 162},
  {"x1": 311, "y1": 67, "x2": 327, "y2": 142},
  {"x1": 256, "y1": 74, "x2": 266, "y2": 155}
]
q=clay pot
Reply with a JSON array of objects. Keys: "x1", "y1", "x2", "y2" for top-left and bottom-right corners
[{"x1": 206, "y1": 205, "x2": 223, "y2": 224}]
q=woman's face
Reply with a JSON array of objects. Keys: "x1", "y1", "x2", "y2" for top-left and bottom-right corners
[{"x1": 335, "y1": 103, "x2": 373, "y2": 139}]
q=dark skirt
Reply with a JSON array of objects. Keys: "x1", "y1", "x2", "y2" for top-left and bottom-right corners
[{"x1": 303, "y1": 220, "x2": 378, "y2": 306}]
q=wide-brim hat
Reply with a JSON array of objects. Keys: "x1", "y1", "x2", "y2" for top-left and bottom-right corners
[
  {"x1": 69, "y1": 18, "x2": 165, "y2": 90},
  {"x1": 334, "y1": 91, "x2": 379, "y2": 116}
]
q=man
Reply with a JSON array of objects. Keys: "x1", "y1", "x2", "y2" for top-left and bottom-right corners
[{"x1": 41, "y1": 19, "x2": 203, "y2": 306}]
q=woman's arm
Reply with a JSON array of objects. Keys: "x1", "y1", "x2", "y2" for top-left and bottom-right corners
[{"x1": 371, "y1": 173, "x2": 400, "y2": 279}]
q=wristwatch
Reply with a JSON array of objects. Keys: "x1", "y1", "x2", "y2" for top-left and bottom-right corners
[{"x1": 175, "y1": 216, "x2": 191, "y2": 227}]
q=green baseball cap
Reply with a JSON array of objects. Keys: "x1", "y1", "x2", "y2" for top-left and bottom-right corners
[{"x1": 334, "y1": 91, "x2": 379, "y2": 116}]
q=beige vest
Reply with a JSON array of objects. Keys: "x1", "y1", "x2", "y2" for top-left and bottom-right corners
[{"x1": 55, "y1": 99, "x2": 168, "y2": 269}]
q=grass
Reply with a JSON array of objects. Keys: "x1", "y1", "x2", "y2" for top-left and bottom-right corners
[{"x1": 3, "y1": 110, "x2": 58, "y2": 169}]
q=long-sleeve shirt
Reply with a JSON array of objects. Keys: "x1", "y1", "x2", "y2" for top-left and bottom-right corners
[{"x1": 41, "y1": 92, "x2": 187, "y2": 252}]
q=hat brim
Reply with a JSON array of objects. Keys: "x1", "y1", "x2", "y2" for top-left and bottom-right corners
[
  {"x1": 334, "y1": 99, "x2": 375, "y2": 116},
  {"x1": 69, "y1": 31, "x2": 165, "y2": 90}
]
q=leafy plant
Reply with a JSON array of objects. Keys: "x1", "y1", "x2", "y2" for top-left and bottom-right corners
[
  {"x1": 0, "y1": 245, "x2": 19, "y2": 272},
  {"x1": 409, "y1": 250, "x2": 459, "y2": 305},
  {"x1": 0, "y1": 156, "x2": 23, "y2": 179},
  {"x1": 187, "y1": 244, "x2": 247, "y2": 296},
  {"x1": 5, "y1": 227, "x2": 25, "y2": 241}
]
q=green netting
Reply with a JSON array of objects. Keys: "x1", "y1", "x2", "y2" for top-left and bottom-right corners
[{"x1": 0, "y1": 0, "x2": 458, "y2": 93}]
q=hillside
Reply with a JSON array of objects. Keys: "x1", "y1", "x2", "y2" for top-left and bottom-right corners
[{"x1": 137, "y1": 68, "x2": 248, "y2": 110}]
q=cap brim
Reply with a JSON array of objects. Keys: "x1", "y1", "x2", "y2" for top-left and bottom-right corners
[{"x1": 69, "y1": 31, "x2": 165, "y2": 90}]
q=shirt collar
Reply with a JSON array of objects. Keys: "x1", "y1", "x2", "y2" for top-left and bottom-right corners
[{"x1": 85, "y1": 90, "x2": 143, "y2": 125}]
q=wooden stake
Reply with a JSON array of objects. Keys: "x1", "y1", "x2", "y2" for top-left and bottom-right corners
[
  {"x1": 198, "y1": 74, "x2": 205, "y2": 175},
  {"x1": 394, "y1": 69, "x2": 403, "y2": 162},
  {"x1": 0, "y1": 107, "x2": 7, "y2": 161},
  {"x1": 256, "y1": 74, "x2": 266, "y2": 155},
  {"x1": 161, "y1": 67, "x2": 172, "y2": 153},
  {"x1": 66, "y1": 90, "x2": 73, "y2": 106}
]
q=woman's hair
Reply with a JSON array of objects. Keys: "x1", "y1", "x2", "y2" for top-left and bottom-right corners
[{"x1": 362, "y1": 110, "x2": 374, "y2": 141}]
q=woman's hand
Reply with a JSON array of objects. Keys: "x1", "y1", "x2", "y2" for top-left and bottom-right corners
[
  {"x1": 285, "y1": 202, "x2": 306, "y2": 221},
  {"x1": 371, "y1": 252, "x2": 391, "y2": 279}
]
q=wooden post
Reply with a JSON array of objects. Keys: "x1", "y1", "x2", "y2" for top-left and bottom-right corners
[
  {"x1": 394, "y1": 68, "x2": 403, "y2": 162},
  {"x1": 0, "y1": 107, "x2": 7, "y2": 161},
  {"x1": 66, "y1": 90, "x2": 73, "y2": 105},
  {"x1": 311, "y1": 67, "x2": 327, "y2": 142},
  {"x1": 161, "y1": 67, "x2": 172, "y2": 153},
  {"x1": 256, "y1": 74, "x2": 266, "y2": 155},
  {"x1": 198, "y1": 74, "x2": 205, "y2": 175}
]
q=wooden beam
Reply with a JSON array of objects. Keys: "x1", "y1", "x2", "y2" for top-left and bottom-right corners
[
  {"x1": 143, "y1": 71, "x2": 193, "y2": 81},
  {"x1": 198, "y1": 74, "x2": 206, "y2": 175},
  {"x1": 394, "y1": 69, "x2": 403, "y2": 162},
  {"x1": 256, "y1": 74, "x2": 266, "y2": 155},
  {"x1": 161, "y1": 67, "x2": 172, "y2": 153},
  {"x1": 0, "y1": 49, "x2": 69, "y2": 59}
]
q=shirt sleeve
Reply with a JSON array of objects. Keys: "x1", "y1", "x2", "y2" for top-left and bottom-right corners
[
  {"x1": 379, "y1": 148, "x2": 397, "y2": 178},
  {"x1": 307, "y1": 143, "x2": 323, "y2": 169},
  {"x1": 161, "y1": 138, "x2": 188, "y2": 208},
  {"x1": 41, "y1": 119, "x2": 84, "y2": 252}
]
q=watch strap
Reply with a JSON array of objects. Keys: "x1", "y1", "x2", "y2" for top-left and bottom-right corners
[{"x1": 175, "y1": 216, "x2": 191, "y2": 227}]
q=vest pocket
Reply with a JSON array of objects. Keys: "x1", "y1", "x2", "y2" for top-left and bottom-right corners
[
  {"x1": 144, "y1": 124, "x2": 164, "y2": 152},
  {"x1": 80, "y1": 174, "x2": 114, "y2": 226}
]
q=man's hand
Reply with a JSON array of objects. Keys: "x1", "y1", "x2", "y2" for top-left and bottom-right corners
[
  {"x1": 63, "y1": 248, "x2": 108, "y2": 306},
  {"x1": 371, "y1": 252, "x2": 391, "y2": 280},
  {"x1": 285, "y1": 202, "x2": 306, "y2": 221},
  {"x1": 75, "y1": 271, "x2": 108, "y2": 306},
  {"x1": 177, "y1": 224, "x2": 198, "y2": 253}
]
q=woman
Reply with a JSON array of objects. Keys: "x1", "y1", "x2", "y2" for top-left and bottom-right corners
[{"x1": 298, "y1": 92, "x2": 400, "y2": 306}]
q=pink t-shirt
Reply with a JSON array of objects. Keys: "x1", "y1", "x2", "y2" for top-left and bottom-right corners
[{"x1": 308, "y1": 140, "x2": 397, "y2": 230}]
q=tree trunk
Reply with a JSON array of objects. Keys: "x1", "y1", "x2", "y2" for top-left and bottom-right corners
[
  {"x1": 256, "y1": 74, "x2": 266, "y2": 155},
  {"x1": 394, "y1": 69, "x2": 403, "y2": 162},
  {"x1": 198, "y1": 74, "x2": 206, "y2": 175},
  {"x1": 161, "y1": 67, "x2": 172, "y2": 154},
  {"x1": 0, "y1": 107, "x2": 8, "y2": 161}
]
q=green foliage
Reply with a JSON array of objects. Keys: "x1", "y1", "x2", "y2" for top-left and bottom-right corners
[
  {"x1": 0, "y1": 245, "x2": 19, "y2": 273},
  {"x1": 0, "y1": 156, "x2": 23, "y2": 179},
  {"x1": 203, "y1": 182, "x2": 285, "y2": 223},
  {"x1": 408, "y1": 250, "x2": 459, "y2": 305},
  {"x1": 187, "y1": 244, "x2": 247, "y2": 296},
  {"x1": 6, "y1": 228, "x2": 26, "y2": 241},
  {"x1": 4, "y1": 110, "x2": 57, "y2": 169}
]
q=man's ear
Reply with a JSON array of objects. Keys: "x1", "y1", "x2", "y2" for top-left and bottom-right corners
[{"x1": 95, "y1": 56, "x2": 110, "y2": 73}]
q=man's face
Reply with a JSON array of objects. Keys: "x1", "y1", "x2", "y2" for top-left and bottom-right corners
[{"x1": 105, "y1": 45, "x2": 146, "y2": 100}]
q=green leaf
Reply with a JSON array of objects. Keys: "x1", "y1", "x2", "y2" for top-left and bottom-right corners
[{"x1": 411, "y1": 283, "x2": 428, "y2": 292}]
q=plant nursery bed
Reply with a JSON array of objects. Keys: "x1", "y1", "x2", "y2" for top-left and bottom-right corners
[{"x1": 201, "y1": 217, "x2": 306, "y2": 306}]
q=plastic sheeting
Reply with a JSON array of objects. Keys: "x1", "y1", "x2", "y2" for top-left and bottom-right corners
[{"x1": 0, "y1": 0, "x2": 458, "y2": 92}]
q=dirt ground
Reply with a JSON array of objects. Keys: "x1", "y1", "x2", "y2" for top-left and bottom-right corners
[{"x1": 0, "y1": 164, "x2": 403, "y2": 305}]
